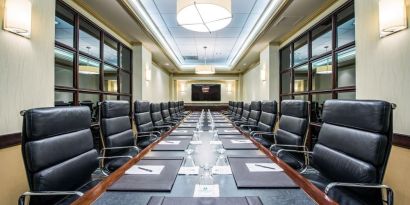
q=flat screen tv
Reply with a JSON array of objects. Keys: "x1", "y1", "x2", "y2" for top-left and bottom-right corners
[{"x1": 191, "y1": 84, "x2": 221, "y2": 101}]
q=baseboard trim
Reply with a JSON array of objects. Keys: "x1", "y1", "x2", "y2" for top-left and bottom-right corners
[
  {"x1": 392, "y1": 133, "x2": 410, "y2": 149},
  {"x1": 0, "y1": 133, "x2": 22, "y2": 149}
]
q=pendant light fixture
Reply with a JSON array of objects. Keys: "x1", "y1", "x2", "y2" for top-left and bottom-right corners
[
  {"x1": 177, "y1": 0, "x2": 232, "y2": 33},
  {"x1": 195, "y1": 46, "x2": 215, "y2": 74},
  {"x1": 316, "y1": 46, "x2": 332, "y2": 74}
]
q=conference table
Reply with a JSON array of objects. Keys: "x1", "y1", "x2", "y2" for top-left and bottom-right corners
[{"x1": 73, "y1": 112, "x2": 336, "y2": 205}]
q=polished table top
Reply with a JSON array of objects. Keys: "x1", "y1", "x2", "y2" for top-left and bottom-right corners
[{"x1": 73, "y1": 112, "x2": 336, "y2": 205}]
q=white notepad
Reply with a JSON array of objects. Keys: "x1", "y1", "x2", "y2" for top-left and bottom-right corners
[
  {"x1": 174, "y1": 130, "x2": 188, "y2": 133},
  {"x1": 193, "y1": 184, "x2": 220, "y2": 197},
  {"x1": 231, "y1": 139, "x2": 252, "y2": 144},
  {"x1": 125, "y1": 165, "x2": 164, "y2": 175},
  {"x1": 212, "y1": 166, "x2": 232, "y2": 175},
  {"x1": 190, "y1": 141, "x2": 202, "y2": 145},
  {"x1": 159, "y1": 140, "x2": 181, "y2": 145},
  {"x1": 224, "y1": 129, "x2": 239, "y2": 133},
  {"x1": 210, "y1": 141, "x2": 222, "y2": 145},
  {"x1": 246, "y1": 163, "x2": 283, "y2": 172},
  {"x1": 178, "y1": 166, "x2": 199, "y2": 175}
]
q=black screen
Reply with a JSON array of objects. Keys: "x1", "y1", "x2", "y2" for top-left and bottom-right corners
[{"x1": 191, "y1": 84, "x2": 221, "y2": 101}]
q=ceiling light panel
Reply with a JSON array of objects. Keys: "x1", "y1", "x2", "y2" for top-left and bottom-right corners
[{"x1": 131, "y1": 0, "x2": 281, "y2": 71}]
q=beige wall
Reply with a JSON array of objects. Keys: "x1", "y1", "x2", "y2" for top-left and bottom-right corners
[
  {"x1": 133, "y1": 45, "x2": 171, "y2": 103},
  {"x1": 0, "y1": 0, "x2": 56, "y2": 204},
  {"x1": 355, "y1": 0, "x2": 410, "y2": 204}
]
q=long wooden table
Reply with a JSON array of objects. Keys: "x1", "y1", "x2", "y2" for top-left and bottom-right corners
[{"x1": 72, "y1": 112, "x2": 337, "y2": 205}]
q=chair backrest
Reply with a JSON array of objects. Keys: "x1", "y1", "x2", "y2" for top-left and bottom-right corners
[
  {"x1": 168, "y1": 102, "x2": 178, "y2": 118},
  {"x1": 21, "y1": 107, "x2": 98, "y2": 204},
  {"x1": 256, "y1": 101, "x2": 278, "y2": 132},
  {"x1": 100, "y1": 101, "x2": 134, "y2": 151},
  {"x1": 234, "y1": 102, "x2": 244, "y2": 118},
  {"x1": 248, "y1": 101, "x2": 262, "y2": 125},
  {"x1": 240, "y1": 103, "x2": 251, "y2": 121},
  {"x1": 178, "y1": 101, "x2": 184, "y2": 112},
  {"x1": 161, "y1": 102, "x2": 172, "y2": 121},
  {"x1": 228, "y1": 101, "x2": 233, "y2": 112},
  {"x1": 134, "y1": 100, "x2": 154, "y2": 132},
  {"x1": 151, "y1": 103, "x2": 165, "y2": 126},
  {"x1": 312, "y1": 100, "x2": 393, "y2": 184},
  {"x1": 231, "y1": 102, "x2": 238, "y2": 114},
  {"x1": 275, "y1": 100, "x2": 308, "y2": 146}
]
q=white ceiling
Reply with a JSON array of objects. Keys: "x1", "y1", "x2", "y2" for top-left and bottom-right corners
[{"x1": 131, "y1": 0, "x2": 280, "y2": 71}]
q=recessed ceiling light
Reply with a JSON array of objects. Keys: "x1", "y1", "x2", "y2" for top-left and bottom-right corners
[
  {"x1": 243, "y1": 63, "x2": 247, "y2": 66},
  {"x1": 164, "y1": 63, "x2": 170, "y2": 66}
]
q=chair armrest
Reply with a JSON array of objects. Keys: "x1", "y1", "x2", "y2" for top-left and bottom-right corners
[
  {"x1": 19, "y1": 191, "x2": 83, "y2": 205},
  {"x1": 138, "y1": 131, "x2": 161, "y2": 136},
  {"x1": 251, "y1": 131, "x2": 273, "y2": 136},
  {"x1": 154, "y1": 125, "x2": 172, "y2": 130},
  {"x1": 100, "y1": 146, "x2": 140, "y2": 155},
  {"x1": 270, "y1": 144, "x2": 307, "y2": 151},
  {"x1": 276, "y1": 149, "x2": 313, "y2": 167},
  {"x1": 240, "y1": 125, "x2": 258, "y2": 130},
  {"x1": 325, "y1": 183, "x2": 393, "y2": 205}
]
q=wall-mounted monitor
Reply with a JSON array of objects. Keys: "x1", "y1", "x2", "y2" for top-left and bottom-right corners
[{"x1": 191, "y1": 84, "x2": 221, "y2": 101}]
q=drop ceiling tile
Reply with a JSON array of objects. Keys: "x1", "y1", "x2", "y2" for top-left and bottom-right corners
[
  {"x1": 232, "y1": 0, "x2": 257, "y2": 13},
  {"x1": 214, "y1": 28, "x2": 242, "y2": 38},
  {"x1": 152, "y1": 0, "x2": 176, "y2": 13}
]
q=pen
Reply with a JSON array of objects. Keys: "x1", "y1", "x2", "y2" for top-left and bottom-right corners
[
  {"x1": 138, "y1": 166, "x2": 153, "y2": 172},
  {"x1": 254, "y1": 164, "x2": 276, "y2": 170}
]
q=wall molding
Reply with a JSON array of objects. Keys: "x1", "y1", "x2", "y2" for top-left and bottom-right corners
[
  {"x1": 0, "y1": 133, "x2": 22, "y2": 149},
  {"x1": 1, "y1": 132, "x2": 409, "y2": 150}
]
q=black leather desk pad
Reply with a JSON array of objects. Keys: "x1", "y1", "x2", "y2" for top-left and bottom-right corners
[
  {"x1": 166, "y1": 135, "x2": 193, "y2": 140},
  {"x1": 218, "y1": 134, "x2": 245, "y2": 139},
  {"x1": 108, "y1": 159, "x2": 183, "y2": 191},
  {"x1": 152, "y1": 139, "x2": 190, "y2": 151},
  {"x1": 213, "y1": 119, "x2": 229, "y2": 123},
  {"x1": 221, "y1": 139, "x2": 258, "y2": 150},
  {"x1": 215, "y1": 123, "x2": 234, "y2": 128},
  {"x1": 147, "y1": 196, "x2": 263, "y2": 205},
  {"x1": 179, "y1": 123, "x2": 197, "y2": 128},
  {"x1": 169, "y1": 128, "x2": 195, "y2": 136},
  {"x1": 228, "y1": 157, "x2": 298, "y2": 188}
]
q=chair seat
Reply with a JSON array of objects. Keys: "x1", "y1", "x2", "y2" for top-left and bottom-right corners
[
  {"x1": 302, "y1": 171, "x2": 384, "y2": 205},
  {"x1": 253, "y1": 135, "x2": 274, "y2": 148},
  {"x1": 105, "y1": 148, "x2": 139, "y2": 172},
  {"x1": 269, "y1": 146, "x2": 304, "y2": 170},
  {"x1": 53, "y1": 179, "x2": 101, "y2": 205},
  {"x1": 137, "y1": 135, "x2": 157, "y2": 149}
]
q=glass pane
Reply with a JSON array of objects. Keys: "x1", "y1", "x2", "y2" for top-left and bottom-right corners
[
  {"x1": 280, "y1": 46, "x2": 292, "y2": 70},
  {"x1": 79, "y1": 19, "x2": 100, "y2": 58},
  {"x1": 294, "y1": 95, "x2": 308, "y2": 101},
  {"x1": 79, "y1": 55, "x2": 100, "y2": 90},
  {"x1": 79, "y1": 93, "x2": 100, "y2": 122},
  {"x1": 293, "y1": 35, "x2": 308, "y2": 65},
  {"x1": 281, "y1": 71, "x2": 291, "y2": 94},
  {"x1": 338, "y1": 92, "x2": 356, "y2": 100},
  {"x1": 104, "y1": 95, "x2": 118, "y2": 100},
  {"x1": 312, "y1": 18, "x2": 332, "y2": 58},
  {"x1": 311, "y1": 93, "x2": 332, "y2": 122},
  {"x1": 104, "y1": 35, "x2": 118, "y2": 66},
  {"x1": 120, "y1": 71, "x2": 130, "y2": 94},
  {"x1": 55, "y1": 91, "x2": 73, "y2": 106},
  {"x1": 121, "y1": 46, "x2": 132, "y2": 71},
  {"x1": 55, "y1": 3, "x2": 74, "y2": 47},
  {"x1": 281, "y1": 95, "x2": 292, "y2": 101},
  {"x1": 104, "y1": 64, "x2": 118, "y2": 92},
  {"x1": 294, "y1": 64, "x2": 308, "y2": 93},
  {"x1": 337, "y1": 4, "x2": 355, "y2": 47},
  {"x1": 312, "y1": 56, "x2": 333, "y2": 91},
  {"x1": 55, "y1": 48, "x2": 74, "y2": 87},
  {"x1": 120, "y1": 96, "x2": 131, "y2": 102},
  {"x1": 337, "y1": 48, "x2": 356, "y2": 87}
]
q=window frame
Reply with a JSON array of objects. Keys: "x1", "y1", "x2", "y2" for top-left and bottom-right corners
[
  {"x1": 54, "y1": 0, "x2": 133, "y2": 109},
  {"x1": 279, "y1": 0, "x2": 355, "y2": 109}
]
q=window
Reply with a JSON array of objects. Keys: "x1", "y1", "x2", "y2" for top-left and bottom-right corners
[
  {"x1": 278, "y1": 1, "x2": 355, "y2": 123},
  {"x1": 54, "y1": 1, "x2": 132, "y2": 122}
]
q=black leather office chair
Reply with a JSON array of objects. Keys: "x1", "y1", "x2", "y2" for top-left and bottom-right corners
[
  {"x1": 233, "y1": 103, "x2": 250, "y2": 123},
  {"x1": 19, "y1": 107, "x2": 100, "y2": 205},
  {"x1": 229, "y1": 102, "x2": 243, "y2": 120},
  {"x1": 169, "y1": 101, "x2": 182, "y2": 121},
  {"x1": 241, "y1": 101, "x2": 262, "y2": 126},
  {"x1": 241, "y1": 101, "x2": 277, "y2": 134},
  {"x1": 278, "y1": 100, "x2": 394, "y2": 205},
  {"x1": 151, "y1": 103, "x2": 173, "y2": 129},
  {"x1": 225, "y1": 101, "x2": 238, "y2": 116},
  {"x1": 175, "y1": 101, "x2": 187, "y2": 117},
  {"x1": 134, "y1": 100, "x2": 162, "y2": 148},
  {"x1": 223, "y1": 101, "x2": 233, "y2": 115},
  {"x1": 161, "y1": 102, "x2": 179, "y2": 124},
  {"x1": 99, "y1": 101, "x2": 140, "y2": 173},
  {"x1": 253, "y1": 100, "x2": 309, "y2": 170}
]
